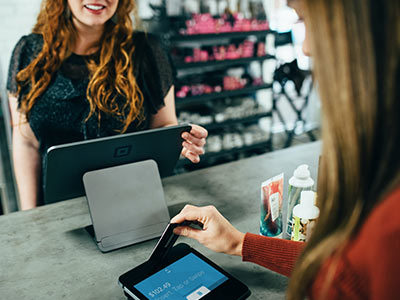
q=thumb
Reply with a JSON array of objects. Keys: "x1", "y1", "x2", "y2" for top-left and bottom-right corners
[{"x1": 173, "y1": 226, "x2": 203, "y2": 241}]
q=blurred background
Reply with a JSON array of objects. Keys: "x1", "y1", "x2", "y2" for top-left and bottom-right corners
[{"x1": 0, "y1": 0, "x2": 321, "y2": 213}]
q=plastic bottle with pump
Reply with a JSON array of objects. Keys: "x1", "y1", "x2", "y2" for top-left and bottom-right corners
[
  {"x1": 291, "y1": 191, "x2": 320, "y2": 242},
  {"x1": 286, "y1": 164, "x2": 314, "y2": 237}
]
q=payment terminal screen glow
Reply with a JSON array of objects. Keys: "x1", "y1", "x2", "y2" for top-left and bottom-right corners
[{"x1": 134, "y1": 253, "x2": 228, "y2": 300}]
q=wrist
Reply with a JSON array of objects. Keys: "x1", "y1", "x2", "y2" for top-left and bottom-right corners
[{"x1": 230, "y1": 231, "x2": 245, "y2": 256}]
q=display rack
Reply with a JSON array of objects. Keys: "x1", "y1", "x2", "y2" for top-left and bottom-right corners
[
  {"x1": 173, "y1": 54, "x2": 274, "y2": 70},
  {"x1": 170, "y1": 26, "x2": 276, "y2": 170},
  {"x1": 170, "y1": 30, "x2": 273, "y2": 43},
  {"x1": 169, "y1": 27, "x2": 275, "y2": 170},
  {"x1": 175, "y1": 83, "x2": 272, "y2": 107},
  {"x1": 272, "y1": 76, "x2": 317, "y2": 148},
  {"x1": 145, "y1": 0, "x2": 277, "y2": 171},
  {"x1": 176, "y1": 140, "x2": 271, "y2": 169},
  {"x1": 202, "y1": 111, "x2": 272, "y2": 131},
  {"x1": 272, "y1": 31, "x2": 318, "y2": 148}
]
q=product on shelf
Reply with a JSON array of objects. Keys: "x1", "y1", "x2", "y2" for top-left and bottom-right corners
[
  {"x1": 214, "y1": 98, "x2": 269, "y2": 122},
  {"x1": 179, "y1": 13, "x2": 269, "y2": 36},
  {"x1": 178, "y1": 111, "x2": 213, "y2": 126},
  {"x1": 203, "y1": 125, "x2": 270, "y2": 154},
  {"x1": 223, "y1": 76, "x2": 247, "y2": 90},
  {"x1": 170, "y1": 8, "x2": 274, "y2": 169},
  {"x1": 174, "y1": 39, "x2": 267, "y2": 64},
  {"x1": 177, "y1": 97, "x2": 269, "y2": 125},
  {"x1": 175, "y1": 73, "x2": 265, "y2": 98},
  {"x1": 176, "y1": 84, "x2": 221, "y2": 98}
]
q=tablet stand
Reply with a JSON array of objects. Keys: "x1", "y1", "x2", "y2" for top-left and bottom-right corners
[{"x1": 82, "y1": 159, "x2": 171, "y2": 252}]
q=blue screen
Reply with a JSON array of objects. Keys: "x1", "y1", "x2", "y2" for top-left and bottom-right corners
[{"x1": 134, "y1": 253, "x2": 228, "y2": 300}]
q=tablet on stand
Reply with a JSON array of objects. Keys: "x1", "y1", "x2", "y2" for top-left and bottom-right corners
[
  {"x1": 44, "y1": 124, "x2": 191, "y2": 252},
  {"x1": 83, "y1": 160, "x2": 170, "y2": 252}
]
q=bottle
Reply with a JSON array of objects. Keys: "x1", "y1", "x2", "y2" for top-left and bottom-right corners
[
  {"x1": 291, "y1": 191, "x2": 320, "y2": 242},
  {"x1": 286, "y1": 164, "x2": 314, "y2": 237}
]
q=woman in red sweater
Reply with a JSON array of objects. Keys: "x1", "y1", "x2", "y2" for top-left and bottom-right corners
[{"x1": 171, "y1": 0, "x2": 400, "y2": 299}]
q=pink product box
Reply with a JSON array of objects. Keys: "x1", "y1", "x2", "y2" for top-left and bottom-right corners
[
  {"x1": 252, "y1": 77, "x2": 264, "y2": 86},
  {"x1": 223, "y1": 76, "x2": 247, "y2": 91},
  {"x1": 176, "y1": 84, "x2": 220, "y2": 98},
  {"x1": 183, "y1": 39, "x2": 257, "y2": 64},
  {"x1": 257, "y1": 42, "x2": 266, "y2": 57},
  {"x1": 182, "y1": 14, "x2": 269, "y2": 35}
]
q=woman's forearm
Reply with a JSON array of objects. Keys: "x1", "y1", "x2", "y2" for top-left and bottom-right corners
[
  {"x1": 242, "y1": 233, "x2": 305, "y2": 277},
  {"x1": 12, "y1": 132, "x2": 41, "y2": 210}
]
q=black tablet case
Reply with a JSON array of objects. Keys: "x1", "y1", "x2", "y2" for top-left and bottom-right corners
[{"x1": 119, "y1": 243, "x2": 251, "y2": 300}]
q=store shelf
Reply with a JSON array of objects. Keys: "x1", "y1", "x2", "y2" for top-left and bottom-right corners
[
  {"x1": 170, "y1": 30, "x2": 274, "y2": 43},
  {"x1": 203, "y1": 112, "x2": 272, "y2": 131},
  {"x1": 176, "y1": 140, "x2": 271, "y2": 168},
  {"x1": 174, "y1": 55, "x2": 275, "y2": 70},
  {"x1": 175, "y1": 83, "x2": 272, "y2": 107}
]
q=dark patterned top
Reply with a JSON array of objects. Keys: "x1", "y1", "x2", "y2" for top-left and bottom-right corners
[{"x1": 7, "y1": 32, "x2": 174, "y2": 202}]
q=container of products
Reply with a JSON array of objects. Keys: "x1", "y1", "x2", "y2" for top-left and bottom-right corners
[
  {"x1": 291, "y1": 191, "x2": 319, "y2": 242},
  {"x1": 260, "y1": 173, "x2": 284, "y2": 238},
  {"x1": 286, "y1": 164, "x2": 314, "y2": 237}
]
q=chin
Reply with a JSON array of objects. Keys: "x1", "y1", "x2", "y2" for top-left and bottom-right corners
[{"x1": 84, "y1": 17, "x2": 110, "y2": 27}]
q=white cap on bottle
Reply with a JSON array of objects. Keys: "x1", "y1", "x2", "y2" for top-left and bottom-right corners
[
  {"x1": 289, "y1": 164, "x2": 314, "y2": 188},
  {"x1": 293, "y1": 191, "x2": 319, "y2": 220},
  {"x1": 300, "y1": 191, "x2": 316, "y2": 207}
]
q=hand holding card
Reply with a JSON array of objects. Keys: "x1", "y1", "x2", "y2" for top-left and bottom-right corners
[{"x1": 119, "y1": 222, "x2": 250, "y2": 300}]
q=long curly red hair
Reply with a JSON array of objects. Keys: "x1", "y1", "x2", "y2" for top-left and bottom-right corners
[{"x1": 16, "y1": 0, "x2": 144, "y2": 133}]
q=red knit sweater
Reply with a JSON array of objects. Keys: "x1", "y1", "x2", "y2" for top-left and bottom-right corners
[{"x1": 242, "y1": 188, "x2": 400, "y2": 299}]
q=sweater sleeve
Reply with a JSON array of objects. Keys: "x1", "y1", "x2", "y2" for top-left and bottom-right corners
[
  {"x1": 368, "y1": 220, "x2": 400, "y2": 299},
  {"x1": 242, "y1": 233, "x2": 305, "y2": 277}
]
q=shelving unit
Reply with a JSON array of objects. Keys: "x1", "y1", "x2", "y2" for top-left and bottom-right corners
[
  {"x1": 175, "y1": 83, "x2": 272, "y2": 107},
  {"x1": 176, "y1": 140, "x2": 271, "y2": 169},
  {"x1": 168, "y1": 25, "x2": 276, "y2": 171},
  {"x1": 170, "y1": 30, "x2": 274, "y2": 43},
  {"x1": 173, "y1": 54, "x2": 274, "y2": 70},
  {"x1": 202, "y1": 111, "x2": 272, "y2": 131},
  {"x1": 272, "y1": 31, "x2": 318, "y2": 148}
]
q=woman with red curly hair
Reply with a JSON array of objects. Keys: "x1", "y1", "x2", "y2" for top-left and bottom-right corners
[{"x1": 7, "y1": 0, "x2": 208, "y2": 210}]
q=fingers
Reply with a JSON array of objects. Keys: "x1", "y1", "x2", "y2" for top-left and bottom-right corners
[
  {"x1": 181, "y1": 148, "x2": 200, "y2": 163},
  {"x1": 189, "y1": 124, "x2": 208, "y2": 139},
  {"x1": 173, "y1": 226, "x2": 203, "y2": 240},
  {"x1": 170, "y1": 205, "x2": 244, "y2": 256},
  {"x1": 181, "y1": 124, "x2": 208, "y2": 163},
  {"x1": 170, "y1": 204, "x2": 204, "y2": 224},
  {"x1": 171, "y1": 205, "x2": 214, "y2": 244},
  {"x1": 182, "y1": 132, "x2": 206, "y2": 147},
  {"x1": 182, "y1": 141, "x2": 204, "y2": 155}
]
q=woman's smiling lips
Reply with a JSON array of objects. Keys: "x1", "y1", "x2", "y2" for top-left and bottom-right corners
[{"x1": 84, "y1": 3, "x2": 106, "y2": 14}]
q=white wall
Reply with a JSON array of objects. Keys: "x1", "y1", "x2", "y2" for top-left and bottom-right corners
[
  {"x1": 0, "y1": 0, "x2": 42, "y2": 85},
  {"x1": 0, "y1": 0, "x2": 161, "y2": 84}
]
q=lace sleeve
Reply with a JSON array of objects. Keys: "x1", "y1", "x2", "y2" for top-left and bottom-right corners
[
  {"x1": 145, "y1": 33, "x2": 174, "y2": 98},
  {"x1": 7, "y1": 36, "x2": 29, "y2": 94},
  {"x1": 6, "y1": 34, "x2": 43, "y2": 96},
  {"x1": 134, "y1": 32, "x2": 175, "y2": 114}
]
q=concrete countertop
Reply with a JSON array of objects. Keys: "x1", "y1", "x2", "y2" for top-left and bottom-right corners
[{"x1": 0, "y1": 142, "x2": 321, "y2": 300}]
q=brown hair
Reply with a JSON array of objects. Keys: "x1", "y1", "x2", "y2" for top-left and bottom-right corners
[
  {"x1": 16, "y1": 0, "x2": 144, "y2": 133},
  {"x1": 288, "y1": 0, "x2": 400, "y2": 299}
]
